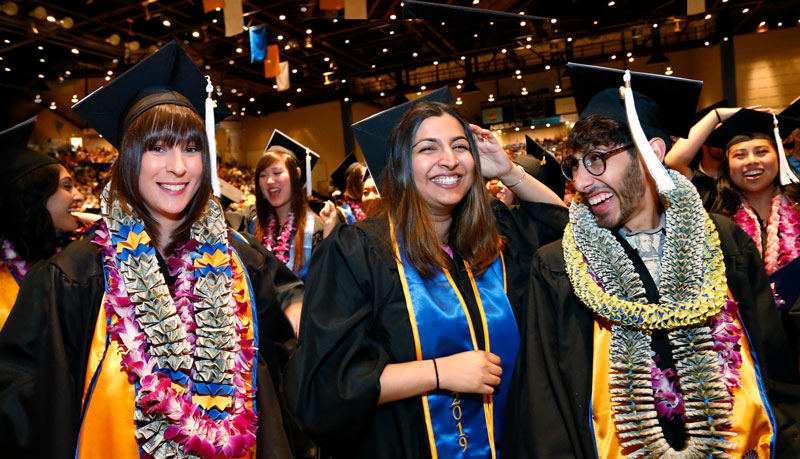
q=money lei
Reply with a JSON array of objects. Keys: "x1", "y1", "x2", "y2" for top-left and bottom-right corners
[
  {"x1": 563, "y1": 169, "x2": 738, "y2": 458},
  {"x1": 97, "y1": 182, "x2": 257, "y2": 459}
]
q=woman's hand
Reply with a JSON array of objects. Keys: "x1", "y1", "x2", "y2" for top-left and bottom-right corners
[
  {"x1": 468, "y1": 124, "x2": 513, "y2": 180},
  {"x1": 320, "y1": 200, "x2": 337, "y2": 238},
  {"x1": 437, "y1": 350, "x2": 502, "y2": 395}
]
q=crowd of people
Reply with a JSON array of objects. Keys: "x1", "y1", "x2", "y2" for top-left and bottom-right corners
[{"x1": 1, "y1": 39, "x2": 800, "y2": 459}]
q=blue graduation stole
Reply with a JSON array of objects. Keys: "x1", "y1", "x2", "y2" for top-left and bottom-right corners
[
  {"x1": 391, "y1": 222, "x2": 520, "y2": 458},
  {"x1": 286, "y1": 211, "x2": 315, "y2": 281},
  {"x1": 338, "y1": 203, "x2": 357, "y2": 224}
]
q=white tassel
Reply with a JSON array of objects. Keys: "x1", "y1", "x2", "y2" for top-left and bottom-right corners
[
  {"x1": 774, "y1": 113, "x2": 800, "y2": 186},
  {"x1": 621, "y1": 70, "x2": 675, "y2": 194},
  {"x1": 305, "y1": 149, "x2": 312, "y2": 197},
  {"x1": 205, "y1": 75, "x2": 220, "y2": 197}
]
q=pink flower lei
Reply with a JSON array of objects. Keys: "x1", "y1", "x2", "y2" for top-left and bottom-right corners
[
  {"x1": 345, "y1": 199, "x2": 367, "y2": 222},
  {"x1": 262, "y1": 211, "x2": 296, "y2": 263},
  {"x1": 94, "y1": 218, "x2": 257, "y2": 458},
  {"x1": 0, "y1": 238, "x2": 32, "y2": 284},
  {"x1": 733, "y1": 189, "x2": 800, "y2": 274}
]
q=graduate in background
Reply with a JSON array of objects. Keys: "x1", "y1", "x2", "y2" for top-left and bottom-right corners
[
  {"x1": 286, "y1": 87, "x2": 567, "y2": 458},
  {"x1": 504, "y1": 63, "x2": 800, "y2": 458},
  {"x1": 330, "y1": 153, "x2": 369, "y2": 224},
  {"x1": 250, "y1": 130, "x2": 336, "y2": 283},
  {"x1": 0, "y1": 117, "x2": 85, "y2": 330},
  {"x1": 707, "y1": 109, "x2": 800, "y2": 276},
  {"x1": 0, "y1": 41, "x2": 300, "y2": 458}
]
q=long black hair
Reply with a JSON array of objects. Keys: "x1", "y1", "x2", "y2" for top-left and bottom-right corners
[{"x1": 0, "y1": 163, "x2": 62, "y2": 262}]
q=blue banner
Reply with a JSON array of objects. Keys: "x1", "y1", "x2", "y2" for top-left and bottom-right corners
[{"x1": 249, "y1": 26, "x2": 267, "y2": 62}]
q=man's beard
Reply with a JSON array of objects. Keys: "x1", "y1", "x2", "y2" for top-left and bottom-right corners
[{"x1": 589, "y1": 157, "x2": 646, "y2": 229}]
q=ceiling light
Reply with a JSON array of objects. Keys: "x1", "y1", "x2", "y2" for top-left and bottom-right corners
[
  {"x1": 611, "y1": 54, "x2": 617, "y2": 59},
  {"x1": 284, "y1": 44, "x2": 290, "y2": 50},
  {"x1": 473, "y1": 0, "x2": 479, "y2": 4},
  {"x1": 520, "y1": 21, "x2": 526, "y2": 26},
  {"x1": 333, "y1": 18, "x2": 338, "y2": 23},
  {"x1": 277, "y1": 35, "x2": 284, "y2": 40},
  {"x1": 286, "y1": 102, "x2": 291, "y2": 107},
  {"x1": 390, "y1": 30, "x2": 395, "y2": 35},
  {"x1": 567, "y1": 37, "x2": 572, "y2": 42},
  {"x1": 417, "y1": 91, "x2": 421, "y2": 95},
  {"x1": 627, "y1": 52, "x2": 632, "y2": 57},
  {"x1": 412, "y1": 52, "x2": 418, "y2": 57},
  {"x1": 236, "y1": 47, "x2": 243, "y2": 53},
  {"x1": 38, "y1": 73, "x2": 44, "y2": 78},
  {"x1": 107, "y1": 70, "x2": 113, "y2": 75},
  {"x1": 71, "y1": 48, "x2": 79, "y2": 54},
  {"x1": 525, "y1": 44, "x2": 531, "y2": 49},
  {"x1": 297, "y1": 88, "x2": 302, "y2": 92},
  {"x1": 192, "y1": 31, "x2": 200, "y2": 38},
  {"x1": 46, "y1": 15, "x2": 56, "y2": 22},
  {"x1": 545, "y1": 65, "x2": 551, "y2": 70},
  {"x1": 759, "y1": 21, "x2": 766, "y2": 26},
  {"x1": 306, "y1": 28, "x2": 312, "y2": 34},
  {"x1": 65, "y1": 70, "x2": 71, "y2": 75},
  {"x1": 291, "y1": 68, "x2": 298, "y2": 74},
  {"x1": 665, "y1": 66, "x2": 673, "y2": 75},
  {"x1": 473, "y1": 33, "x2": 478, "y2": 38},
  {"x1": 71, "y1": 95, "x2": 78, "y2": 103},
  {"x1": 593, "y1": 20, "x2": 598, "y2": 25},
  {"x1": 778, "y1": 22, "x2": 783, "y2": 27},
  {"x1": 704, "y1": 41, "x2": 710, "y2": 46},
  {"x1": 3, "y1": 39, "x2": 9, "y2": 44},
  {"x1": 433, "y1": 60, "x2": 438, "y2": 65},
  {"x1": 546, "y1": 123, "x2": 551, "y2": 127},
  {"x1": 501, "y1": 48, "x2": 507, "y2": 53},
  {"x1": 344, "y1": 39, "x2": 350, "y2": 44},
  {"x1": 216, "y1": 7, "x2": 221, "y2": 11},
  {"x1": 343, "y1": 97, "x2": 350, "y2": 102},
  {"x1": 37, "y1": 45, "x2": 43, "y2": 50},
  {"x1": 249, "y1": 97, "x2": 255, "y2": 102},
  {"x1": 514, "y1": 127, "x2": 520, "y2": 131},
  {"x1": 608, "y1": 1, "x2": 615, "y2": 5},
  {"x1": 163, "y1": 19, "x2": 171, "y2": 26},
  {"x1": 205, "y1": 65, "x2": 211, "y2": 70},
  {"x1": 628, "y1": 57, "x2": 634, "y2": 62},
  {"x1": 742, "y1": 8, "x2": 749, "y2": 13},
  {"x1": 4, "y1": 67, "x2": 9, "y2": 71},
  {"x1": 382, "y1": 48, "x2": 388, "y2": 53},
  {"x1": 380, "y1": 92, "x2": 385, "y2": 97},
  {"x1": 460, "y1": 55, "x2": 466, "y2": 60},
  {"x1": 457, "y1": 84, "x2": 462, "y2": 89},
  {"x1": 105, "y1": 76, "x2": 111, "y2": 81},
  {"x1": 212, "y1": 18, "x2": 217, "y2": 23},
  {"x1": 273, "y1": 84, "x2": 278, "y2": 89},
  {"x1": 515, "y1": 69, "x2": 521, "y2": 75},
  {"x1": 551, "y1": 18, "x2": 557, "y2": 24},
  {"x1": 371, "y1": 64, "x2": 376, "y2": 68},
  {"x1": 39, "y1": 58, "x2": 45, "y2": 63},
  {"x1": 229, "y1": 59, "x2": 234, "y2": 65},
  {"x1": 554, "y1": 85, "x2": 561, "y2": 93},
  {"x1": 652, "y1": 23, "x2": 658, "y2": 28},
  {"x1": 705, "y1": 14, "x2": 711, "y2": 20},
  {"x1": 279, "y1": 15, "x2": 286, "y2": 20},
  {"x1": 324, "y1": 57, "x2": 330, "y2": 62},
  {"x1": 390, "y1": 14, "x2": 397, "y2": 20},
  {"x1": 341, "y1": 79, "x2": 346, "y2": 83},
  {"x1": 231, "y1": 88, "x2": 237, "y2": 94},
  {"x1": 420, "y1": 85, "x2": 426, "y2": 90}
]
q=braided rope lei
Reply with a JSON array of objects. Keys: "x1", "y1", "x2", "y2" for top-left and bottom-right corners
[
  {"x1": 563, "y1": 170, "x2": 742, "y2": 458},
  {"x1": 95, "y1": 183, "x2": 257, "y2": 458}
]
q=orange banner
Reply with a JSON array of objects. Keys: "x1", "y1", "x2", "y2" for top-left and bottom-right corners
[
  {"x1": 264, "y1": 44, "x2": 280, "y2": 78},
  {"x1": 320, "y1": 0, "x2": 345, "y2": 10},
  {"x1": 202, "y1": 0, "x2": 224, "y2": 13}
]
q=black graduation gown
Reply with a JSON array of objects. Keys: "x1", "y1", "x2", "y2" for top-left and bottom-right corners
[
  {"x1": 502, "y1": 214, "x2": 800, "y2": 458},
  {"x1": 284, "y1": 201, "x2": 568, "y2": 459},
  {"x1": 691, "y1": 168, "x2": 718, "y2": 211},
  {"x1": 0, "y1": 229, "x2": 301, "y2": 459}
]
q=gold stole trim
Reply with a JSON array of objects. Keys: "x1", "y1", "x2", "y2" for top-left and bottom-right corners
[{"x1": 0, "y1": 265, "x2": 20, "y2": 331}]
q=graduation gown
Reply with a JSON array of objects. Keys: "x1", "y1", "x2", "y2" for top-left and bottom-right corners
[
  {"x1": 285, "y1": 201, "x2": 569, "y2": 459},
  {"x1": 502, "y1": 214, "x2": 800, "y2": 458},
  {"x1": 0, "y1": 229, "x2": 301, "y2": 458}
]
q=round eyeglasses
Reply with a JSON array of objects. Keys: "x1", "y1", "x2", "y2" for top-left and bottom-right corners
[{"x1": 560, "y1": 144, "x2": 634, "y2": 181}]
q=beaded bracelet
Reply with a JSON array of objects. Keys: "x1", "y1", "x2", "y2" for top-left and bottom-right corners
[{"x1": 504, "y1": 166, "x2": 526, "y2": 189}]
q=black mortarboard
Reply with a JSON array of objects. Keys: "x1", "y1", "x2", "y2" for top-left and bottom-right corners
[
  {"x1": 517, "y1": 136, "x2": 565, "y2": 199},
  {"x1": 567, "y1": 62, "x2": 702, "y2": 142},
  {"x1": 265, "y1": 129, "x2": 320, "y2": 186},
  {"x1": 0, "y1": 116, "x2": 59, "y2": 192},
  {"x1": 779, "y1": 96, "x2": 800, "y2": 120},
  {"x1": 71, "y1": 40, "x2": 231, "y2": 150},
  {"x1": 402, "y1": 0, "x2": 549, "y2": 22},
  {"x1": 352, "y1": 87, "x2": 454, "y2": 189},
  {"x1": 330, "y1": 153, "x2": 360, "y2": 192},
  {"x1": 705, "y1": 109, "x2": 800, "y2": 149},
  {"x1": 771, "y1": 256, "x2": 800, "y2": 309},
  {"x1": 693, "y1": 99, "x2": 729, "y2": 125}
]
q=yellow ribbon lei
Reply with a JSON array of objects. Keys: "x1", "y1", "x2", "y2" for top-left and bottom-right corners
[{"x1": 563, "y1": 213, "x2": 727, "y2": 330}]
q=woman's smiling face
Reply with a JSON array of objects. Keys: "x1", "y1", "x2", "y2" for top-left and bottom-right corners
[{"x1": 727, "y1": 138, "x2": 778, "y2": 195}]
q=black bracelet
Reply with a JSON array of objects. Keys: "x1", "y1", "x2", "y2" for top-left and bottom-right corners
[
  {"x1": 432, "y1": 358, "x2": 440, "y2": 390},
  {"x1": 714, "y1": 108, "x2": 722, "y2": 124}
]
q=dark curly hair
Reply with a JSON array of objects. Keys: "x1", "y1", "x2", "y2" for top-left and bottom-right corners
[{"x1": 0, "y1": 163, "x2": 62, "y2": 263}]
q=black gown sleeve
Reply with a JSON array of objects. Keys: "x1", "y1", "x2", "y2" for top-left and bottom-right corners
[
  {"x1": 284, "y1": 221, "x2": 394, "y2": 451},
  {"x1": 234, "y1": 230, "x2": 304, "y2": 312},
  {"x1": 0, "y1": 238, "x2": 104, "y2": 459},
  {"x1": 502, "y1": 242, "x2": 596, "y2": 459}
]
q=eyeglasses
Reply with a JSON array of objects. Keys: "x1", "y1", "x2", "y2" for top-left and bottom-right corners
[{"x1": 560, "y1": 144, "x2": 634, "y2": 181}]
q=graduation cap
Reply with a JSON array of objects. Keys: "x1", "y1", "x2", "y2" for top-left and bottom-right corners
[
  {"x1": 567, "y1": 62, "x2": 703, "y2": 193},
  {"x1": 0, "y1": 116, "x2": 59, "y2": 193},
  {"x1": 770, "y1": 256, "x2": 800, "y2": 309},
  {"x1": 330, "y1": 153, "x2": 361, "y2": 192},
  {"x1": 693, "y1": 99, "x2": 729, "y2": 125},
  {"x1": 515, "y1": 136, "x2": 566, "y2": 199},
  {"x1": 780, "y1": 96, "x2": 800, "y2": 120},
  {"x1": 265, "y1": 129, "x2": 320, "y2": 196},
  {"x1": 71, "y1": 40, "x2": 232, "y2": 196},
  {"x1": 402, "y1": 0, "x2": 550, "y2": 23},
  {"x1": 352, "y1": 87, "x2": 453, "y2": 190},
  {"x1": 705, "y1": 108, "x2": 800, "y2": 185}
]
